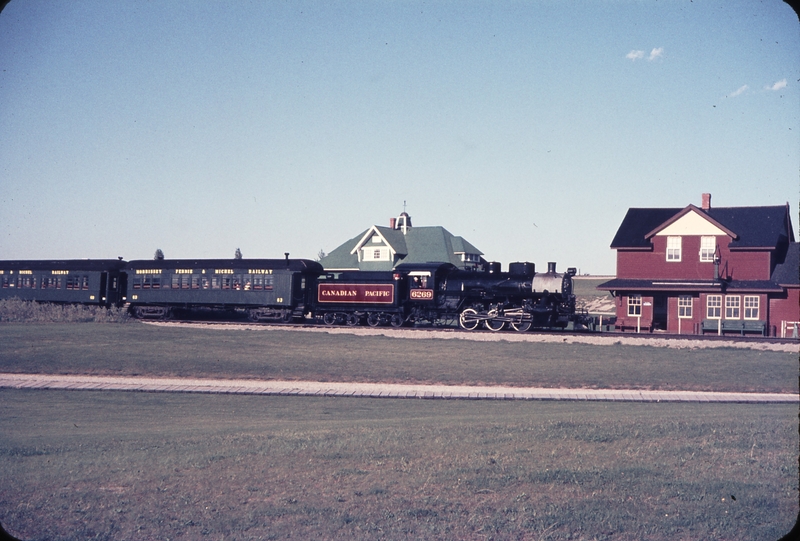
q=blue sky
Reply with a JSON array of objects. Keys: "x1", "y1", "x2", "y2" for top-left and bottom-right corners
[{"x1": 1, "y1": 0, "x2": 797, "y2": 274}]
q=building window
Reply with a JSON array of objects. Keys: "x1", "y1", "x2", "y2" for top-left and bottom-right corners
[
  {"x1": 744, "y1": 296, "x2": 759, "y2": 320},
  {"x1": 700, "y1": 237, "x2": 715, "y2": 262},
  {"x1": 371, "y1": 234, "x2": 381, "y2": 243},
  {"x1": 363, "y1": 247, "x2": 389, "y2": 261},
  {"x1": 666, "y1": 236, "x2": 681, "y2": 261},
  {"x1": 725, "y1": 295, "x2": 740, "y2": 319},
  {"x1": 678, "y1": 295, "x2": 692, "y2": 318},
  {"x1": 707, "y1": 295, "x2": 721, "y2": 318},
  {"x1": 627, "y1": 295, "x2": 642, "y2": 316}
]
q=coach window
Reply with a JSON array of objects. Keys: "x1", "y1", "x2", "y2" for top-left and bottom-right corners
[
  {"x1": 211, "y1": 276, "x2": 221, "y2": 289},
  {"x1": 678, "y1": 295, "x2": 692, "y2": 318},
  {"x1": 172, "y1": 275, "x2": 180, "y2": 289},
  {"x1": 666, "y1": 236, "x2": 681, "y2": 262},
  {"x1": 192, "y1": 276, "x2": 201, "y2": 289},
  {"x1": 627, "y1": 295, "x2": 642, "y2": 316},
  {"x1": 706, "y1": 295, "x2": 722, "y2": 319},
  {"x1": 744, "y1": 296, "x2": 759, "y2": 320},
  {"x1": 725, "y1": 296, "x2": 740, "y2": 319},
  {"x1": 181, "y1": 275, "x2": 190, "y2": 289}
]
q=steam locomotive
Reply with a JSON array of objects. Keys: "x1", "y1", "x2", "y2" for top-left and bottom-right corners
[{"x1": 0, "y1": 256, "x2": 585, "y2": 332}]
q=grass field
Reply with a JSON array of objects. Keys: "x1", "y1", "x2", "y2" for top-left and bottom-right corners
[
  {"x1": 0, "y1": 323, "x2": 796, "y2": 393},
  {"x1": 0, "y1": 322, "x2": 797, "y2": 540},
  {"x1": 1, "y1": 390, "x2": 796, "y2": 541}
]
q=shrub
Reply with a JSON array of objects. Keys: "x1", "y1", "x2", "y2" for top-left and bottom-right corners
[{"x1": 0, "y1": 298, "x2": 130, "y2": 324}]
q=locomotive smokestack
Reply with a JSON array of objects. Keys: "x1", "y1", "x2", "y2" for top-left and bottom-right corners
[{"x1": 547, "y1": 262, "x2": 556, "y2": 273}]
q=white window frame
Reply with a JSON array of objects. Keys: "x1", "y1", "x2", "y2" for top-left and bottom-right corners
[
  {"x1": 744, "y1": 296, "x2": 759, "y2": 320},
  {"x1": 627, "y1": 295, "x2": 642, "y2": 316},
  {"x1": 706, "y1": 295, "x2": 721, "y2": 319},
  {"x1": 725, "y1": 295, "x2": 740, "y2": 319},
  {"x1": 700, "y1": 236, "x2": 715, "y2": 262},
  {"x1": 678, "y1": 295, "x2": 692, "y2": 318},
  {"x1": 362, "y1": 247, "x2": 390, "y2": 262},
  {"x1": 666, "y1": 236, "x2": 682, "y2": 262}
]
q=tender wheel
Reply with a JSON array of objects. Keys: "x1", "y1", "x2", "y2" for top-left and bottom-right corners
[
  {"x1": 459, "y1": 308, "x2": 480, "y2": 331},
  {"x1": 367, "y1": 313, "x2": 381, "y2": 327},
  {"x1": 510, "y1": 320, "x2": 532, "y2": 332},
  {"x1": 485, "y1": 318, "x2": 505, "y2": 332},
  {"x1": 346, "y1": 313, "x2": 360, "y2": 326},
  {"x1": 390, "y1": 314, "x2": 404, "y2": 328},
  {"x1": 322, "y1": 312, "x2": 337, "y2": 326}
]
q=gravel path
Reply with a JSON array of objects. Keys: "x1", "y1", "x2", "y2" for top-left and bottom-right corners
[
  {"x1": 147, "y1": 321, "x2": 800, "y2": 352},
  {"x1": 1, "y1": 373, "x2": 796, "y2": 403}
]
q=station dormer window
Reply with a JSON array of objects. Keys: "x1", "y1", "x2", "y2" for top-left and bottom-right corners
[
  {"x1": 699, "y1": 236, "x2": 715, "y2": 262},
  {"x1": 666, "y1": 236, "x2": 682, "y2": 262}
]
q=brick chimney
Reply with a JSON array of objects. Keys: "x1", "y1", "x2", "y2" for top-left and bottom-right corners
[
  {"x1": 390, "y1": 217, "x2": 396, "y2": 229},
  {"x1": 701, "y1": 193, "x2": 712, "y2": 210}
]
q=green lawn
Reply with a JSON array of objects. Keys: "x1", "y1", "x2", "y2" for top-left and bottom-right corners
[
  {"x1": 0, "y1": 323, "x2": 796, "y2": 393},
  {"x1": 0, "y1": 323, "x2": 797, "y2": 540},
  {"x1": 0, "y1": 390, "x2": 796, "y2": 541}
]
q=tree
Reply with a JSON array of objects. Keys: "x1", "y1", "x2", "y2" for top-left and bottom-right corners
[
  {"x1": 234, "y1": 248, "x2": 243, "y2": 259},
  {"x1": 316, "y1": 249, "x2": 326, "y2": 262},
  {"x1": 154, "y1": 249, "x2": 164, "y2": 260}
]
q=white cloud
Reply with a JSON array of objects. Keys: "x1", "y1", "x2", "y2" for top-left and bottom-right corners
[
  {"x1": 626, "y1": 50, "x2": 645, "y2": 61},
  {"x1": 729, "y1": 85, "x2": 749, "y2": 97},
  {"x1": 766, "y1": 79, "x2": 787, "y2": 91},
  {"x1": 647, "y1": 47, "x2": 664, "y2": 61}
]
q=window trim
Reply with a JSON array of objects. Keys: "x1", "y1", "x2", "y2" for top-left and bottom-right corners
[
  {"x1": 699, "y1": 236, "x2": 715, "y2": 262},
  {"x1": 627, "y1": 295, "x2": 642, "y2": 317},
  {"x1": 678, "y1": 295, "x2": 693, "y2": 318},
  {"x1": 706, "y1": 295, "x2": 722, "y2": 319},
  {"x1": 725, "y1": 295, "x2": 740, "y2": 320},
  {"x1": 666, "y1": 236, "x2": 682, "y2": 262},
  {"x1": 743, "y1": 296, "x2": 759, "y2": 320}
]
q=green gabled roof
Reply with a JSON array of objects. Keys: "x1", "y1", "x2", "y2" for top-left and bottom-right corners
[
  {"x1": 319, "y1": 223, "x2": 484, "y2": 271},
  {"x1": 318, "y1": 231, "x2": 364, "y2": 270},
  {"x1": 451, "y1": 235, "x2": 483, "y2": 256}
]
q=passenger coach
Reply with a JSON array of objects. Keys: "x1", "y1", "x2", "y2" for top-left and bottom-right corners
[
  {"x1": 126, "y1": 257, "x2": 323, "y2": 321},
  {"x1": 0, "y1": 259, "x2": 126, "y2": 307}
]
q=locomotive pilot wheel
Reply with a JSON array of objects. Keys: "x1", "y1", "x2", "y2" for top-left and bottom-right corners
[{"x1": 458, "y1": 308, "x2": 480, "y2": 331}]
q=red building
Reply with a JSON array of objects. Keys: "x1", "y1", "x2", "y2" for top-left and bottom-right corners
[{"x1": 598, "y1": 194, "x2": 798, "y2": 337}]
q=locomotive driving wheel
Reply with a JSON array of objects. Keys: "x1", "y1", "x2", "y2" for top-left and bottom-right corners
[
  {"x1": 458, "y1": 308, "x2": 481, "y2": 331},
  {"x1": 484, "y1": 318, "x2": 505, "y2": 332},
  {"x1": 510, "y1": 319, "x2": 532, "y2": 332}
]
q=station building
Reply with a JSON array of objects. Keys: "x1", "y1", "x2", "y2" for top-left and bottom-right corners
[
  {"x1": 319, "y1": 212, "x2": 485, "y2": 272},
  {"x1": 598, "y1": 194, "x2": 798, "y2": 337}
]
